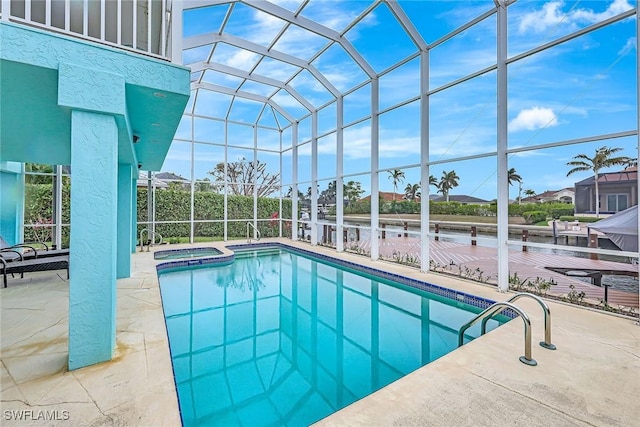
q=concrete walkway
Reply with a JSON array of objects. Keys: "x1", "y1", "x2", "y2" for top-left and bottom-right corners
[{"x1": 1, "y1": 239, "x2": 639, "y2": 426}]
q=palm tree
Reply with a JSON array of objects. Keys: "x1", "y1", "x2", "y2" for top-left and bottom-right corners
[
  {"x1": 404, "y1": 183, "x2": 421, "y2": 202},
  {"x1": 387, "y1": 169, "x2": 405, "y2": 201},
  {"x1": 566, "y1": 146, "x2": 630, "y2": 218},
  {"x1": 507, "y1": 168, "x2": 523, "y2": 204},
  {"x1": 523, "y1": 189, "x2": 536, "y2": 201},
  {"x1": 428, "y1": 175, "x2": 438, "y2": 191},
  {"x1": 438, "y1": 170, "x2": 459, "y2": 202}
]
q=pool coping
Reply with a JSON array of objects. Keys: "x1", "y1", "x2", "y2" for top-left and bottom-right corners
[{"x1": 153, "y1": 246, "x2": 223, "y2": 261}]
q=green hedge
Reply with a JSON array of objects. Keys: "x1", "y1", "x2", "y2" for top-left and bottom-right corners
[
  {"x1": 334, "y1": 199, "x2": 576, "y2": 218},
  {"x1": 24, "y1": 184, "x2": 70, "y2": 243},
  {"x1": 523, "y1": 211, "x2": 547, "y2": 224},
  {"x1": 505, "y1": 202, "x2": 574, "y2": 217},
  {"x1": 558, "y1": 216, "x2": 600, "y2": 223},
  {"x1": 430, "y1": 202, "x2": 494, "y2": 216},
  {"x1": 549, "y1": 208, "x2": 575, "y2": 219},
  {"x1": 137, "y1": 188, "x2": 291, "y2": 239},
  {"x1": 23, "y1": 184, "x2": 291, "y2": 242}
]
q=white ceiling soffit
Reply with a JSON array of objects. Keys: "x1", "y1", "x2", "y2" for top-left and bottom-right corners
[
  {"x1": 191, "y1": 61, "x2": 315, "y2": 111},
  {"x1": 194, "y1": 82, "x2": 296, "y2": 123},
  {"x1": 184, "y1": 32, "x2": 341, "y2": 98},
  {"x1": 240, "y1": 0, "x2": 376, "y2": 78}
]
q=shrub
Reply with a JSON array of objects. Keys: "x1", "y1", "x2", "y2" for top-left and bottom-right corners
[
  {"x1": 558, "y1": 216, "x2": 600, "y2": 223},
  {"x1": 523, "y1": 210, "x2": 547, "y2": 224},
  {"x1": 549, "y1": 207, "x2": 574, "y2": 218}
]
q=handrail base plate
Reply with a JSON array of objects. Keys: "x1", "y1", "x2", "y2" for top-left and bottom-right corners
[
  {"x1": 519, "y1": 356, "x2": 537, "y2": 366},
  {"x1": 540, "y1": 342, "x2": 557, "y2": 350}
]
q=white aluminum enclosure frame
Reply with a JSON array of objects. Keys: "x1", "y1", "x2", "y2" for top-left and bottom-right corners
[{"x1": 130, "y1": 0, "x2": 639, "y2": 298}]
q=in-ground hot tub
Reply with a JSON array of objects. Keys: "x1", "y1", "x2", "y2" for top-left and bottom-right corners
[{"x1": 154, "y1": 247, "x2": 223, "y2": 260}]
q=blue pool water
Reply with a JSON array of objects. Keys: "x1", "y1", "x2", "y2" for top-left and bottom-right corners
[{"x1": 158, "y1": 247, "x2": 505, "y2": 426}]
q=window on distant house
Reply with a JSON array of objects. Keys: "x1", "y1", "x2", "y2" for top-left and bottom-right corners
[{"x1": 607, "y1": 194, "x2": 628, "y2": 212}]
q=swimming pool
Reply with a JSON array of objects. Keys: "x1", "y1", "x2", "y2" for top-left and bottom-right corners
[
  {"x1": 154, "y1": 247, "x2": 223, "y2": 260},
  {"x1": 158, "y1": 246, "x2": 507, "y2": 426}
]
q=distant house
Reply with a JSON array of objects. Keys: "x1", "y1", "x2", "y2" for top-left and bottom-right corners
[
  {"x1": 522, "y1": 188, "x2": 574, "y2": 204},
  {"x1": 156, "y1": 172, "x2": 189, "y2": 189},
  {"x1": 155, "y1": 172, "x2": 188, "y2": 183},
  {"x1": 137, "y1": 171, "x2": 188, "y2": 190},
  {"x1": 429, "y1": 195, "x2": 491, "y2": 205},
  {"x1": 574, "y1": 166, "x2": 638, "y2": 214},
  {"x1": 360, "y1": 192, "x2": 410, "y2": 203},
  {"x1": 136, "y1": 172, "x2": 168, "y2": 189}
]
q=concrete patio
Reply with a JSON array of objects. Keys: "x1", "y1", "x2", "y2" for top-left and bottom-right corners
[{"x1": 1, "y1": 239, "x2": 639, "y2": 426}]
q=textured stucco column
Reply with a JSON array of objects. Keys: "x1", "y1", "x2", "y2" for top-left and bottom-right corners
[
  {"x1": 69, "y1": 111, "x2": 118, "y2": 370},
  {"x1": 117, "y1": 163, "x2": 133, "y2": 278},
  {"x1": 131, "y1": 176, "x2": 138, "y2": 253},
  {"x1": 0, "y1": 162, "x2": 24, "y2": 245}
]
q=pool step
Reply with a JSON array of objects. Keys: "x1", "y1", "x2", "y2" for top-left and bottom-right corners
[{"x1": 234, "y1": 248, "x2": 282, "y2": 259}]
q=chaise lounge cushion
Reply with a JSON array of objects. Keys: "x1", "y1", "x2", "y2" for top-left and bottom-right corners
[
  {"x1": 0, "y1": 255, "x2": 69, "y2": 287},
  {"x1": 0, "y1": 236, "x2": 69, "y2": 261}
]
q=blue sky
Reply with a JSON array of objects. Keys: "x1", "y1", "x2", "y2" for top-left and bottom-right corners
[{"x1": 165, "y1": 0, "x2": 638, "y2": 201}]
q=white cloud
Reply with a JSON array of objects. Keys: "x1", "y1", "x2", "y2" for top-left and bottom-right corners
[
  {"x1": 518, "y1": 0, "x2": 634, "y2": 34},
  {"x1": 271, "y1": 90, "x2": 307, "y2": 111},
  {"x1": 508, "y1": 150, "x2": 550, "y2": 159},
  {"x1": 272, "y1": 25, "x2": 329, "y2": 60},
  {"x1": 303, "y1": 2, "x2": 378, "y2": 37},
  {"x1": 342, "y1": 125, "x2": 371, "y2": 159},
  {"x1": 508, "y1": 107, "x2": 558, "y2": 132},
  {"x1": 518, "y1": 2, "x2": 566, "y2": 34},
  {"x1": 223, "y1": 49, "x2": 259, "y2": 70},
  {"x1": 231, "y1": 7, "x2": 288, "y2": 46},
  {"x1": 618, "y1": 37, "x2": 637, "y2": 56}
]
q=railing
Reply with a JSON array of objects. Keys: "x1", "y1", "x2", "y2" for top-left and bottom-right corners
[
  {"x1": 0, "y1": 0, "x2": 172, "y2": 60},
  {"x1": 139, "y1": 228, "x2": 162, "y2": 252},
  {"x1": 458, "y1": 293, "x2": 557, "y2": 366},
  {"x1": 458, "y1": 302, "x2": 537, "y2": 366},
  {"x1": 246, "y1": 222, "x2": 261, "y2": 243},
  {"x1": 481, "y1": 292, "x2": 556, "y2": 350}
]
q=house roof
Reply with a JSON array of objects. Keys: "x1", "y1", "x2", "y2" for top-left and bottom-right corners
[
  {"x1": 136, "y1": 172, "x2": 168, "y2": 188},
  {"x1": 575, "y1": 167, "x2": 638, "y2": 186},
  {"x1": 359, "y1": 192, "x2": 410, "y2": 202},
  {"x1": 154, "y1": 172, "x2": 187, "y2": 181},
  {"x1": 522, "y1": 188, "x2": 574, "y2": 202}
]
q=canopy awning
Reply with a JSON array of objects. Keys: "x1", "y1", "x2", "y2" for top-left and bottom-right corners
[{"x1": 590, "y1": 206, "x2": 638, "y2": 252}]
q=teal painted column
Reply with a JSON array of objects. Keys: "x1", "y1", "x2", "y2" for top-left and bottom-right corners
[
  {"x1": 117, "y1": 163, "x2": 132, "y2": 278},
  {"x1": 68, "y1": 111, "x2": 118, "y2": 370},
  {"x1": 0, "y1": 162, "x2": 24, "y2": 245},
  {"x1": 131, "y1": 176, "x2": 138, "y2": 253}
]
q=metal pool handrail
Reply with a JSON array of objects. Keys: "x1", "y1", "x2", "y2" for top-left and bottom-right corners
[
  {"x1": 481, "y1": 292, "x2": 556, "y2": 350},
  {"x1": 246, "y1": 222, "x2": 261, "y2": 243},
  {"x1": 458, "y1": 302, "x2": 537, "y2": 366},
  {"x1": 139, "y1": 229, "x2": 163, "y2": 252}
]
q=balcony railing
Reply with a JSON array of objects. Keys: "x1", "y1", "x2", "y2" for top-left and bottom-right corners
[{"x1": 1, "y1": 0, "x2": 173, "y2": 61}]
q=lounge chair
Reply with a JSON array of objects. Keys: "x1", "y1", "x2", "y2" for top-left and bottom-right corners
[
  {"x1": 0, "y1": 255, "x2": 69, "y2": 288},
  {"x1": 0, "y1": 235, "x2": 69, "y2": 261}
]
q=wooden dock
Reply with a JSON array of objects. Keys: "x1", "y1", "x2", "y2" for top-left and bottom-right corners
[{"x1": 346, "y1": 236, "x2": 639, "y2": 309}]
